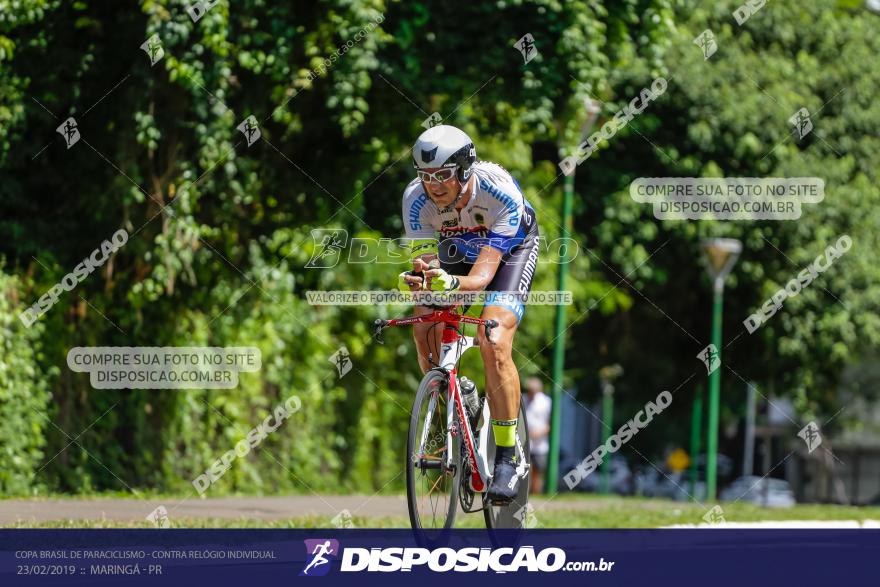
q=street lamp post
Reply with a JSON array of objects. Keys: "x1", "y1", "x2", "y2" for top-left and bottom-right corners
[
  {"x1": 546, "y1": 98, "x2": 601, "y2": 495},
  {"x1": 598, "y1": 364, "x2": 623, "y2": 494},
  {"x1": 700, "y1": 238, "x2": 742, "y2": 501},
  {"x1": 689, "y1": 384, "x2": 703, "y2": 497}
]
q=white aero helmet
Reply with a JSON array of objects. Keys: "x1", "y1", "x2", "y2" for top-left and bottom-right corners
[{"x1": 412, "y1": 124, "x2": 477, "y2": 182}]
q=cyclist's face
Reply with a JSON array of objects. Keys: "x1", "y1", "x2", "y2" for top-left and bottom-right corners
[{"x1": 421, "y1": 168, "x2": 461, "y2": 207}]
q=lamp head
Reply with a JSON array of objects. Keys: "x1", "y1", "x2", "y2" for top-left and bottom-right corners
[{"x1": 701, "y1": 238, "x2": 742, "y2": 291}]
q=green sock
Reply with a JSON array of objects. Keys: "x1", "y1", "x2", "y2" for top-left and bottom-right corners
[{"x1": 491, "y1": 418, "x2": 517, "y2": 447}]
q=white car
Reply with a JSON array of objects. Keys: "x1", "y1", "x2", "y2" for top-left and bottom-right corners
[{"x1": 720, "y1": 476, "x2": 796, "y2": 508}]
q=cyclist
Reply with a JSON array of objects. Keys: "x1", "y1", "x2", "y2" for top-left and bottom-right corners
[{"x1": 398, "y1": 124, "x2": 539, "y2": 503}]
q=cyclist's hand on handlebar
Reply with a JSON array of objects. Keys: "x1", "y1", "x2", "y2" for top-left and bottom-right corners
[
  {"x1": 397, "y1": 270, "x2": 424, "y2": 291},
  {"x1": 412, "y1": 257, "x2": 438, "y2": 274},
  {"x1": 424, "y1": 267, "x2": 460, "y2": 292},
  {"x1": 414, "y1": 256, "x2": 459, "y2": 292},
  {"x1": 397, "y1": 257, "x2": 441, "y2": 292}
]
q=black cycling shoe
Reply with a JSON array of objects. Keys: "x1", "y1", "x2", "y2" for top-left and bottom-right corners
[{"x1": 487, "y1": 456, "x2": 520, "y2": 503}]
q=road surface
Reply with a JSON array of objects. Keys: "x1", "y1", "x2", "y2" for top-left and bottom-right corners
[{"x1": 0, "y1": 495, "x2": 607, "y2": 525}]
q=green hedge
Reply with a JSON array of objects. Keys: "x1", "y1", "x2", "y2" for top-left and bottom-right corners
[{"x1": 0, "y1": 270, "x2": 53, "y2": 495}]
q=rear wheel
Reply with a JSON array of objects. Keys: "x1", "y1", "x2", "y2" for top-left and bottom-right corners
[
  {"x1": 484, "y1": 401, "x2": 532, "y2": 531},
  {"x1": 406, "y1": 369, "x2": 461, "y2": 546}
]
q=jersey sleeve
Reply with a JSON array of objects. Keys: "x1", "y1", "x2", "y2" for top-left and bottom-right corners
[
  {"x1": 402, "y1": 180, "x2": 436, "y2": 240},
  {"x1": 487, "y1": 201, "x2": 524, "y2": 252},
  {"x1": 479, "y1": 168, "x2": 528, "y2": 254}
]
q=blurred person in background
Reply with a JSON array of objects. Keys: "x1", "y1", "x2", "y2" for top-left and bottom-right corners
[{"x1": 524, "y1": 376, "x2": 551, "y2": 494}]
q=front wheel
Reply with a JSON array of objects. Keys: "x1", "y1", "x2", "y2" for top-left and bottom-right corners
[
  {"x1": 484, "y1": 401, "x2": 532, "y2": 531},
  {"x1": 406, "y1": 369, "x2": 461, "y2": 546}
]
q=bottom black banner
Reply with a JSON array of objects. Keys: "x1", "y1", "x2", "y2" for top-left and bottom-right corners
[{"x1": 2, "y1": 529, "x2": 876, "y2": 585}]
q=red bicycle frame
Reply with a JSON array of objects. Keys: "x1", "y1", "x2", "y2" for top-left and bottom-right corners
[{"x1": 374, "y1": 309, "x2": 498, "y2": 492}]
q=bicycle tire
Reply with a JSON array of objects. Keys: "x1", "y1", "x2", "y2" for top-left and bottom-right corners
[
  {"x1": 406, "y1": 368, "x2": 461, "y2": 545},
  {"x1": 484, "y1": 401, "x2": 532, "y2": 531}
]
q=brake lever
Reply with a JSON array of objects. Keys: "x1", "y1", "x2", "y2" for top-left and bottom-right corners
[{"x1": 373, "y1": 319, "x2": 387, "y2": 344}]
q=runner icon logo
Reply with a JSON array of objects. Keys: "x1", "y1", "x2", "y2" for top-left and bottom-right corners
[
  {"x1": 697, "y1": 344, "x2": 720, "y2": 375},
  {"x1": 301, "y1": 539, "x2": 340, "y2": 576}
]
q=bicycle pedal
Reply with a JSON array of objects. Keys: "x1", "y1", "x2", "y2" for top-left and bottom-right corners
[{"x1": 489, "y1": 498, "x2": 514, "y2": 507}]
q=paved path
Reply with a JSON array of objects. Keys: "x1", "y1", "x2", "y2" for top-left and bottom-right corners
[
  {"x1": 665, "y1": 520, "x2": 880, "y2": 528},
  {"x1": 0, "y1": 495, "x2": 599, "y2": 525}
]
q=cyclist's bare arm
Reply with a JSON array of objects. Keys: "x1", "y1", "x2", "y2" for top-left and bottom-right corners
[
  {"x1": 405, "y1": 247, "x2": 501, "y2": 291},
  {"x1": 425, "y1": 246, "x2": 501, "y2": 291}
]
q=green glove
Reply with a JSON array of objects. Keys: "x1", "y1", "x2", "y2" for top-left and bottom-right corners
[
  {"x1": 397, "y1": 271, "x2": 419, "y2": 291},
  {"x1": 425, "y1": 268, "x2": 460, "y2": 292},
  {"x1": 407, "y1": 238, "x2": 439, "y2": 262}
]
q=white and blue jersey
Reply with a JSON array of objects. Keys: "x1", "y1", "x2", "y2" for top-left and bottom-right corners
[{"x1": 401, "y1": 161, "x2": 540, "y2": 321}]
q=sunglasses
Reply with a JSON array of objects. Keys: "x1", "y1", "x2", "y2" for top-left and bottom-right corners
[{"x1": 417, "y1": 167, "x2": 457, "y2": 184}]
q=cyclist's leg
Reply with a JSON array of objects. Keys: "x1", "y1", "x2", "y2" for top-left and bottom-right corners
[
  {"x1": 478, "y1": 237, "x2": 539, "y2": 500},
  {"x1": 479, "y1": 304, "x2": 522, "y2": 501},
  {"x1": 412, "y1": 305, "x2": 443, "y2": 373},
  {"x1": 477, "y1": 305, "x2": 521, "y2": 420}
]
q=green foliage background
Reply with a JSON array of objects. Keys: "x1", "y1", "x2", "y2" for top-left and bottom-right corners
[{"x1": 0, "y1": 0, "x2": 877, "y2": 495}]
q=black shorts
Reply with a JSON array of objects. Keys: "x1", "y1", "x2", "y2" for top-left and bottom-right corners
[{"x1": 440, "y1": 235, "x2": 539, "y2": 322}]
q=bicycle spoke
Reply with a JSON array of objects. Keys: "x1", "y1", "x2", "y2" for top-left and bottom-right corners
[{"x1": 428, "y1": 472, "x2": 446, "y2": 495}]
